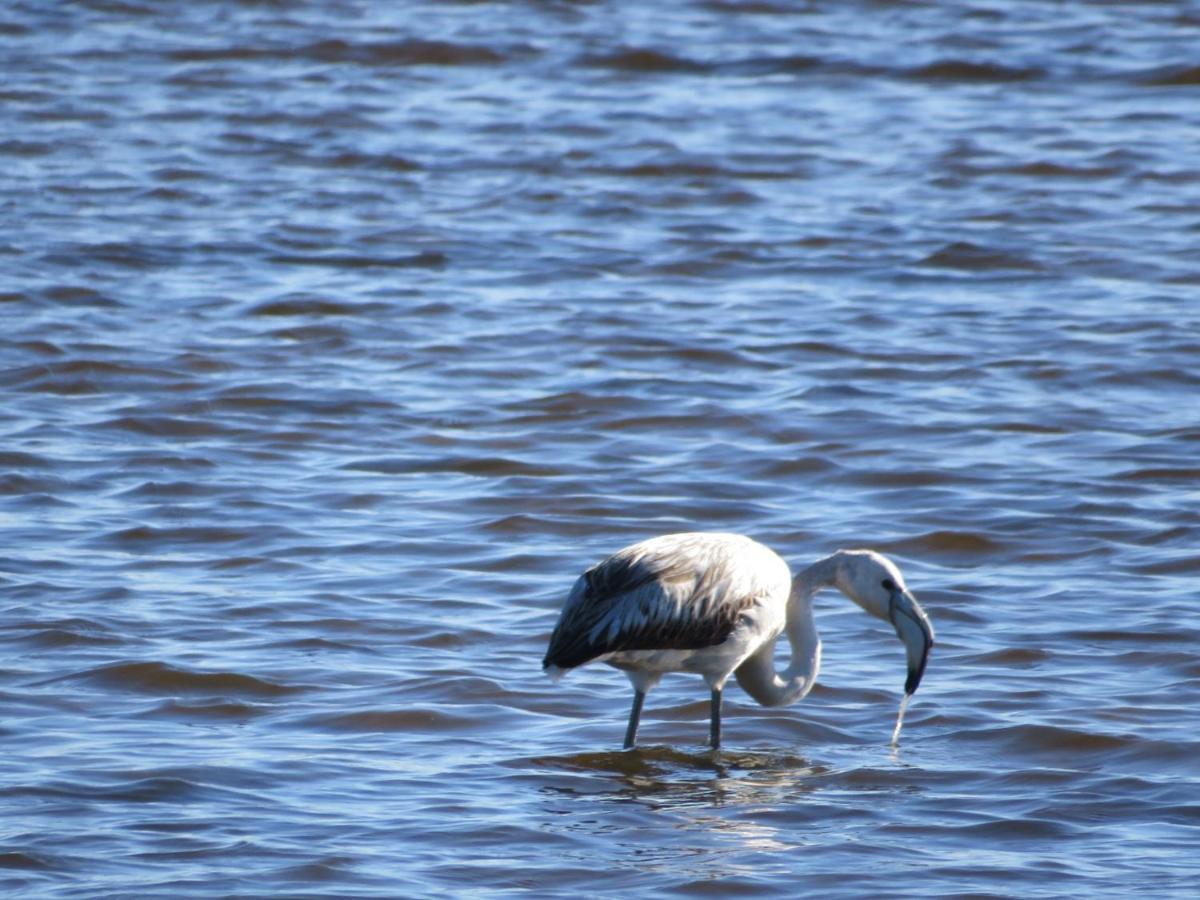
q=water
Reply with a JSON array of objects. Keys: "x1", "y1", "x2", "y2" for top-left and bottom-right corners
[
  {"x1": 3, "y1": 0, "x2": 1199, "y2": 895},
  {"x1": 890, "y1": 693, "x2": 910, "y2": 748}
]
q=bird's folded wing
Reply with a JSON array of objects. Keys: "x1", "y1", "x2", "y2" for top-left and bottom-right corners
[{"x1": 543, "y1": 546, "x2": 754, "y2": 670}]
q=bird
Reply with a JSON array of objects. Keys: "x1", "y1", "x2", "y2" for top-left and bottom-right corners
[{"x1": 542, "y1": 532, "x2": 934, "y2": 749}]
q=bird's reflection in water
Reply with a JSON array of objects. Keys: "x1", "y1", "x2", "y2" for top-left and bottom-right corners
[
  {"x1": 526, "y1": 742, "x2": 931, "y2": 885},
  {"x1": 532, "y1": 745, "x2": 830, "y2": 810}
]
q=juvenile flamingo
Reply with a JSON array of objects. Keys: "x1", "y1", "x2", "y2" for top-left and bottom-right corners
[{"x1": 543, "y1": 532, "x2": 934, "y2": 749}]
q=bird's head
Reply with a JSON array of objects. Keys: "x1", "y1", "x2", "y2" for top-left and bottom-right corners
[{"x1": 833, "y1": 549, "x2": 935, "y2": 696}]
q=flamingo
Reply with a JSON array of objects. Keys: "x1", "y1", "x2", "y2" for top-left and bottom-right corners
[{"x1": 542, "y1": 532, "x2": 934, "y2": 749}]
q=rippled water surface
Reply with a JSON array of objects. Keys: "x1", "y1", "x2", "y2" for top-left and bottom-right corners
[{"x1": 3, "y1": 0, "x2": 1200, "y2": 895}]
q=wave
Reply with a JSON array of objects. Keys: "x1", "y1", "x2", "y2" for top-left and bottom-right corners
[
  {"x1": 918, "y1": 241, "x2": 1044, "y2": 271},
  {"x1": 52, "y1": 661, "x2": 303, "y2": 698},
  {"x1": 168, "y1": 38, "x2": 509, "y2": 67}
]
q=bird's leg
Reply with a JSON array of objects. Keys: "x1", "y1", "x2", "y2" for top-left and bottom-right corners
[
  {"x1": 623, "y1": 690, "x2": 646, "y2": 749},
  {"x1": 709, "y1": 687, "x2": 722, "y2": 749}
]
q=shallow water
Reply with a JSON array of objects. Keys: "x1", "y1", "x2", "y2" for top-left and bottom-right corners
[{"x1": 3, "y1": 0, "x2": 1199, "y2": 896}]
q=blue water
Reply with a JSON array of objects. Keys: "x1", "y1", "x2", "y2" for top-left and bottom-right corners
[{"x1": 2, "y1": 1, "x2": 1199, "y2": 895}]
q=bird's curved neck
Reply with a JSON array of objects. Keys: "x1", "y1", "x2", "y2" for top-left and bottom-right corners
[
  {"x1": 734, "y1": 555, "x2": 837, "y2": 707},
  {"x1": 793, "y1": 553, "x2": 840, "y2": 604}
]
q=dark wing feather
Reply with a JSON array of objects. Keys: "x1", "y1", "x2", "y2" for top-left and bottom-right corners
[{"x1": 543, "y1": 539, "x2": 754, "y2": 671}]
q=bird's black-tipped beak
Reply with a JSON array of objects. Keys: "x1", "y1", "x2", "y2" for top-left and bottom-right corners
[{"x1": 889, "y1": 589, "x2": 934, "y2": 695}]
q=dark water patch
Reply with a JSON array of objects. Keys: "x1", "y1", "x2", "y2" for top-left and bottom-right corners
[
  {"x1": 265, "y1": 324, "x2": 353, "y2": 345},
  {"x1": 171, "y1": 352, "x2": 230, "y2": 375},
  {"x1": 307, "y1": 491, "x2": 388, "y2": 511},
  {"x1": 721, "y1": 54, "x2": 829, "y2": 77},
  {"x1": 754, "y1": 340, "x2": 858, "y2": 359},
  {"x1": 1102, "y1": 367, "x2": 1200, "y2": 390},
  {"x1": 1, "y1": 776, "x2": 210, "y2": 804},
  {"x1": 207, "y1": 385, "x2": 398, "y2": 417},
  {"x1": 3, "y1": 614, "x2": 119, "y2": 638},
  {"x1": 698, "y1": 1, "x2": 810, "y2": 17},
  {"x1": 799, "y1": 384, "x2": 884, "y2": 401},
  {"x1": 147, "y1": 698, "x2": 270, "y2": 721},
  {"x1": 0, "y1": 292, "x2": 34, "y2": 305},
  {"x1": 342, "y1": 456, "x2": 563, "y2": 478},
  {"x1": 1126, "y1": 555, "x2": 1200, "y2": 576},
  {"x1": 845, "y1": 469, "x2": 973, "y2": 489},
  {"x1": 0, "y1": 491, "x2": 73, "y2": 510},
  {"x1": 168, "y1": 38, "x2": 508, "y2": 67},
  {"x1": 97, "y1": 415, "x2": 239, "y2": 439},
  {"x1": 1115, "y1": 466, "x2": 1200, "y2": 482},
  {"x1": 479, "y1": 513, "x2": 555, "y2": 536},
  {"x1": 1141, "y1": 525, "x2": 1194, "y2": 547},
  {"x1": 101, "y1": 524, "x2": 289, "y2": 548},
  {"x1": 115, "y1": 480, "x2": 224, "y2": 500},
  {"x1": 0, "y1": 473, "x2": 76, "y2": 496},
  {"x1": 753, "y1": 457, "x2": 841, "y2": 478},
  {"x1": 46, "y1": 241, "x2": 179, "y2": 270},
  {"x1": 982, "y1": 421, "x2": 1068, "y2": 434},
  {"x1": 581, "y1": 47, "x2": 711, "y2": 74},
  {"x1": 120, "y1": 452, "x2": 217, "y2": 471},
  {"x1": 312, "y1": 38, "x2": 512, "y2": 67},
  {"x1": 265, "y1": 251, "x2": 446, "y2": 270},
  {"x1": 500, "y1": 390, "x2": 657, "y2": 424},
  {"x1": 607, "y1": 413, "x2": 738, "y2": 432},
  {"x1": 1160, "y1": 805, "x2": 1200, "y2": 825},
  {"x1": 585, "y1": 159, "x2": 795, "y2": 183},
  {"x1": 641, "y1": 253, "x2": 754, "y2": 278},
  {"x1": 0, "y1": 852, "x2": 56, "y2": 870},
  {"x1": 888, "y1": 815, "x2": 1081, "y2": 841},
  {"x1": 409, "y1": 626, "x2": 495, "y2": 650},
  {"x1": 16, "y1": 627, "x2": 124, "y2": 650},
  {"x1": 917, "y1": 241, "x2": 1044, "y2": 271},
  {"x1": 272, "y1": 859, "x2": 361, "y2": 885},
  {"x1": 151, "y1": 165, "x2": 208, "y2": 182},
  {"x1": 1016, "y1": 545, "x2": 1107, "y2": 565},
  {"x1": 965, "y1": 648, "x2": 1053, "y2": 667},
  {"x1": 0, "y1": 140, "x2": 55, "y2": 157},
  {"x1": 878, "y1": 530, "x2": 1006, "y2": 559},
  {"x1": 1139, "y1": 65, "x2": 1200, "y2": 86},
  {"x1": 246, "y1": 296, "x2": 382, "y2": 317},
  {"x1": 140, "y1": 185, "x2": 207, "y2": 204},
  {"x1": 1, "y1": 359, "x2": 188, "y2": 394},
  {"x1": 908, "y1": 60, "x2": 1043, "y2": 83},
  {"x1": 998, "y1": 161, "x2": 1126, "y2": 179},
  {"x1": 963, "y1": 723, "x2": 1196, "y2": 767},
  {"x1": 305, "y1": 707, "x2": 480, "y2": 733},
  {"x1": 840, "y1": 363, "x2": 981, "y2": 384},
  {"x1": 461, "y1": 551, "x2": 560, "y2": 575},
  {"x1": 56, "y1": 661, "x2": 303, "y2": 698},
  {"x1": 0, "y1": 88, "x2": 53, "y2": 103},
  {"x1": 316, "y1": 151, "x2": 421, "y2": 172},
  {"x1": 206, "y1": 555, "x2": 307, "y2": 573}
]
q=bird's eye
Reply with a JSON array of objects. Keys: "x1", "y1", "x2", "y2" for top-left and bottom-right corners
[{"x1": 881, "y1": 578, "x2": 896, "y2": 591}]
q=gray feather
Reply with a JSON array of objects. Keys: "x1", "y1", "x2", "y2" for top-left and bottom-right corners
[{"x1": 543, "y1": 536, "x2": 761, "y2": 671}]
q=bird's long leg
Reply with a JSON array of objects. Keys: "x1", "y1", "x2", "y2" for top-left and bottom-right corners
[
  {"x1": 710, "y1": 687, "x2": 722, "y2": 749},
  {"x1": 628, "y1": 696, "x2": 648, "y2": 748},
  {"x1": 623, "y1": 690, "x2": 646, "y2": 749}
]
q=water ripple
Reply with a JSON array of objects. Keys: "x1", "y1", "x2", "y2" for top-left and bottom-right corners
[{"x1": 3, "y1": 0, "x2": 1199, "y2": 896}]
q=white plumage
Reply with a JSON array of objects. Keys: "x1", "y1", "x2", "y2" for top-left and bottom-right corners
[{"x1": 543, "y1": 532, "x2": 934, "y2": 749}]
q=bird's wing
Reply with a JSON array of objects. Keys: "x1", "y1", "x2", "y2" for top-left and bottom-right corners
[{"x1": 543, "y1": 535, "x2": 769, "y2": 671}]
